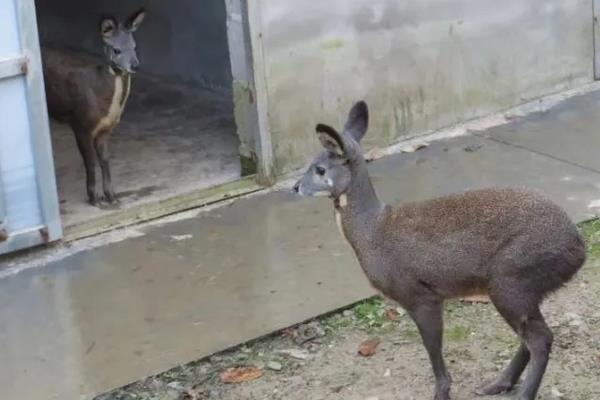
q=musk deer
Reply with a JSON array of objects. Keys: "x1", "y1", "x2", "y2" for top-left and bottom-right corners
[
  {"x1": 293, "y1": 101, "x2": 585, "y2": 400},
  {"x1": 42, "y1": 9, "x2": 146, "y2": 206}
]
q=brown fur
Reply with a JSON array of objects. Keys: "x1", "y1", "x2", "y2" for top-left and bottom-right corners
[
  {"x1": 43, "y1": 48, "x2": 130, "y2": 136},
  {"x1": 338, "y1": 187, "x2": 585, "y2": 307}
]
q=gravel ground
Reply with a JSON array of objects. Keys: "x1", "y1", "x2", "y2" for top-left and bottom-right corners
[{"x1": 97, "y1": 221, "x2": 600, "y2": 400}]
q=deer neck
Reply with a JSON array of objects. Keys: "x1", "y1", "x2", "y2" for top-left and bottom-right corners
[{"x1": 333, "y1": 159, "x2": 382, "y2": 245}]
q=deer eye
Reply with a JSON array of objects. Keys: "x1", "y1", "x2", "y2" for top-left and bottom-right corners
[
  {"x1": 113, "y1": 48, "x2": 121, "y2": 55},
  {"x1": 315, "y1": 166, "x2": 326, "y2": 176}
]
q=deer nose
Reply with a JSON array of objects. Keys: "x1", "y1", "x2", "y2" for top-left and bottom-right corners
[{"x1": 130, "y1": 62, "x2": 139, "y2": 72}]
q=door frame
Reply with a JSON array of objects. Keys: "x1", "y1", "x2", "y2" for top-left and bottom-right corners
[{"x1": 225, "y1": 0, "x2": 275, "y2": 185}]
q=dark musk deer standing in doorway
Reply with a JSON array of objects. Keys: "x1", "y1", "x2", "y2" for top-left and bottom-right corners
[
  {"x1": 42, "y1": 9, "x2": 146, "y2": 206},
  {"x1": 293, "y1": 101, "x2": 585, "y2": 400}
]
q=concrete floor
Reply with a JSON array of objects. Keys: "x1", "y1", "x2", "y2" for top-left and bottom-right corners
[
  {"x1": 3, "y1": 90, "x2": 600, "y2": 400},
  {"x1": 50, "y1": 73, "x2": 240, "y2": 229}
]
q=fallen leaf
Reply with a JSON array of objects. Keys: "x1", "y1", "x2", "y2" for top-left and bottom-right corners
[
  {"x1": 358, "y1": 337, "x2": 381, "y2": 357},
  {"x1": 460, "y1": 295, "x2": 490, "y2": 303},
  {"x1": 220, "y1": 367, "x2": 263, "y2": 384},
  {"x1": 385, "y1": 308, "x2": 400, "y2": 321},
  {"x1": 399, "y1": 142, "x2": 428, "y2": 153}
]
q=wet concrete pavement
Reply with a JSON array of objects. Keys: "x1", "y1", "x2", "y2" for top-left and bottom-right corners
[{"x1": 2, "y1": 91, "x2": 600, "y2": 400}]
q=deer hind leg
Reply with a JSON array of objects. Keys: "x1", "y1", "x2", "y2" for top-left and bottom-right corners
[
  {"x1": 73, "y1": 127, "x2": 100, "y2": 206},
  {"x1": 480, "y1": 286, "x2": 552, "y2": 400},
  {"x1": 94, "y1": 134, "x2": 117, "y2": 204},
  {"x1": 476, "y1": 343, "x2": 530, "y2": 396}
]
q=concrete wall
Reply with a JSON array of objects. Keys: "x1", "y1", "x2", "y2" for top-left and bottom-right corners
[
  {"x1": 35, "y1": 0, "x2": 232, "y2": 90},
  {"x1": 253, "y1": 0, "x2": 594, "y2": 174}
]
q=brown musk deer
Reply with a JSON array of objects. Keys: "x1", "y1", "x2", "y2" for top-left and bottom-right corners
[
  {"x1": 293, "y1": 101, "x2": 585, "y2": 400},
  {"x1": 42, "y1": 9, "x2": 146, "y2": 206}
]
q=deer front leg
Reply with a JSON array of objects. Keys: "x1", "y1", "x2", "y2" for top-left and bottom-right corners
[
  {"x1": 408, "y1": 299, "x2": 451, "y2": 400},
  {"x1": 95, "y1": 135, "x2": 118, "y2": 204},
  {"x1": 73, "y1": 128, "x2": 100, "y2": 206}
]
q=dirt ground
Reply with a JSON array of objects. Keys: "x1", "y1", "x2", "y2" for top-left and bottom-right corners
[{"x1": 97, "y1": 221, "x2": 600, "y2": 400}]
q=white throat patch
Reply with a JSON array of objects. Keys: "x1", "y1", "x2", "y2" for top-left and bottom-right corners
[
  {"x1": 334, "y1": 194, "x2": 349, "y2": 244},
  {"x1": 91, "y1": 71, "x2": 131, "y2": 138}
]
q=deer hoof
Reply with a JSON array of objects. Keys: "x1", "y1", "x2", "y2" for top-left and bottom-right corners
[
  {"x1": 88, "y1": 197, "x2": 101, "y2": 207},
  {"x1": 104, "y1": 193, "x2": 119, "y2": 205},
  {"x1": 434, "y1": 387, "x2": 451, "y2": 400},
  {"x1": 475, "y1": 379, "x2": 513, "y2": 396}
]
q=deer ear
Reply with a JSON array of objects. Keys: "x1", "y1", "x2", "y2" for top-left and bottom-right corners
[
  {"x1": 126, "y1": 9, "x2": 146, "y2": 32},
  {"x1": 100, "y1": 16, "x2": 118, "y2": 39},
  {"x1": 316, "y1": 124, "x2": 345, "y2": 156},
  {"x1": 344, "y1": 101, "x2": 369, "y2": 143}
]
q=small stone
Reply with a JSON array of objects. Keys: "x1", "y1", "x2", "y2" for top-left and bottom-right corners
[
  {"x1": 464, "y1": 144, "x2": 483, "y2": 153},
  {"x1": 252, "y1": 361, "x2": 265, "y2": 369},
  {"x1": 266, "y1": 361, "x2": 282, "y2": 371},
  {"x1": 166, "y1": 381, "x2": 184, "y2": 391},
  {"x1": 383, "y1": 368, "x2": 391, "y2": 377},
  {"x1": 365, "y1": 397, "x2": 380, "y2": 400},
  {"x1": 565, "y1": 312, "x2": 583, "y2": 327},
  {"x1": 343, "y1": 310, "x2": 353, "y2": 317},
  {"x1": 293, "y1": 322, "x2": 325, "y2": 345},
  {"x1": 149, "y1": 379, "x2": 166, "y2": 391},
  {"x1": 195, "y1": 363, "x2": 211, "y2": 375},
  {"x1": 551, "y1": 387, "x2": 565, "y2": 399},
  {"x1": 279, "y1": 349, "x2": 309, "y2": 360}
]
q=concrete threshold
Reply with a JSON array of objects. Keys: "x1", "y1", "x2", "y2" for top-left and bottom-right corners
[{"x1": 63, "y1": 176, "x2": 263, "y2": 242}]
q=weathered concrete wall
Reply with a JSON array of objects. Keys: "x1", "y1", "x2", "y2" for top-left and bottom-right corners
[
  {"x1": 254, "y1": 0, "x2": 594, "y2": 174},
  {"x1": 35, "y1": 0, "x2": 232, "y2": 90}
]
